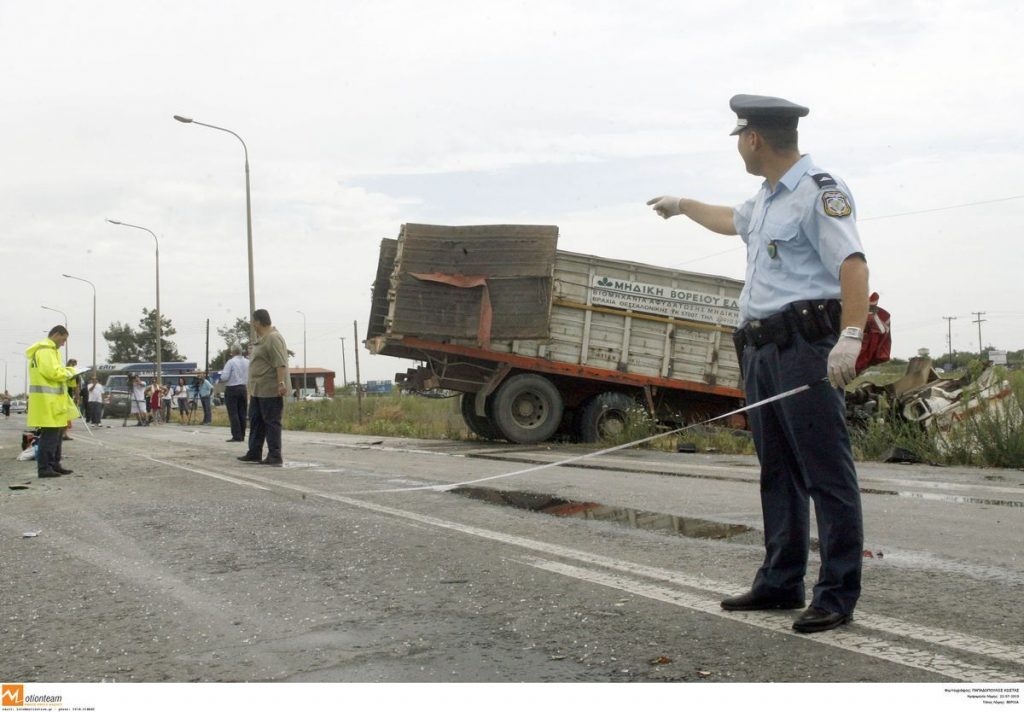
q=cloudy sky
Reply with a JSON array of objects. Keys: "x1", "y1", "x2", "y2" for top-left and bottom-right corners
[{"x1": 3, "y1": 0, "x2": 1022, "y2": 393}]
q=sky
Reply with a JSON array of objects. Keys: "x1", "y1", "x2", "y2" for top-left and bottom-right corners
[{"x1": 3, "y1": 0, "x2": 1023, "y2": 394}]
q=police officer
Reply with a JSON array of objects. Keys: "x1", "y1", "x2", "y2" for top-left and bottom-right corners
[
  {"x1": 648, "y1": 95, "x2": 869, "y2": 633},
  {"x1": 25, "y1": 325, "x2": 80, "y2": 478}
]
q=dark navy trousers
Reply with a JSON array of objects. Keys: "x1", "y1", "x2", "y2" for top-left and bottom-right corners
[
  {"x1": 224, "y1": 385, "x2": 248, "y2": 441},
  {"x1": 247, "y1": 396, "x2": 284, "y2": 462},
  {"x1": 742, "y1": 332, "x2": 863, "y2": 615}
]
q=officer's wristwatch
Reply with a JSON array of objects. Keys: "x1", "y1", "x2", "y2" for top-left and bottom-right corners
[{"x1": 840, "y1": 326, "x2": 864, "y2": 341}]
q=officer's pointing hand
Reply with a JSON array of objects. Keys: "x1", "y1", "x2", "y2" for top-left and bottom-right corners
[
  {"x1": 827, "y1": 335, "x2": 861, "y2": 388},
  {"x1": 647, "y1": 195, "x2": 683, "y2": 219}
]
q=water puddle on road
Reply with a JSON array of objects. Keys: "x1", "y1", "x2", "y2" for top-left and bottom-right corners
[{"x1": 450, "y1": 486, "x2": 753, "y2": 541}]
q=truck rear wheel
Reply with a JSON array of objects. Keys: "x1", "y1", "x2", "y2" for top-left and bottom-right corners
[
  {"x1": 577, "y1": 391, "x2": 636, "y2": 443},
  {"x1": 460, "y1": 393, "x2": 500, "y2": 440},
  {"x1": 491, "y1": 374, "x2": 564, "y2": 444}
]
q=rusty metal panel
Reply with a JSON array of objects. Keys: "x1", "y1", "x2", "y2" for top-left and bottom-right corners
[{"x1": 388, "y1": 224, "x2": 558, "y2": 341}]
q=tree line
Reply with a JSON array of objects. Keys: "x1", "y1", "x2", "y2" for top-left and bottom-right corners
[
  {"x1": 102, "y1": 310, "x2": 271, "y2": 369},
  {"x1": 101, "y1": 311, "x2": 292, "y2": 370}
]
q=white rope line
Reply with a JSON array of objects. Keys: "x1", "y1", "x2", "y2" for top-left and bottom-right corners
[{"x1": 340, "y1": 380, "x2": 820, "y2": 495}]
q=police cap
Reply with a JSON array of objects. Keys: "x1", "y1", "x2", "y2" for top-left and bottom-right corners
[{"x1": 729, "y1": 94, "x2": 809, "y2": 136}]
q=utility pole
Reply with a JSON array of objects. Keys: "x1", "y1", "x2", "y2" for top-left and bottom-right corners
[
  {"x1": 205, "y1": 318, "x2": 210, "y2": 372},
  {"x1": 942, "y1": 316, "x2": 957, "y2": 365},
  {"x1": 971, "y1": 311, "x2": 986, "y2": 356},
  {"x1": 339, "y1": 336, "x2": 348, "y2": 391},
  {"x1": 353, "y1": 321, "x2": 362, "y2": 424}
]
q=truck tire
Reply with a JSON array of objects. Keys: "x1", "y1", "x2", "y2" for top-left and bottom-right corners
[
  {"x1": 577, "y1": 391, "x2": 636, "y2": 443},
  {"x1": 491, "y1": 374, "x2": 564, "y2": 444},
  {"x1": 460, "y1": 392, "x2": 500, "y2": 440}
]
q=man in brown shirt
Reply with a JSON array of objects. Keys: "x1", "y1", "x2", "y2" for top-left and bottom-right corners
[{"x1": 238, "y1": 309, "x2": 290, "y2": 466}]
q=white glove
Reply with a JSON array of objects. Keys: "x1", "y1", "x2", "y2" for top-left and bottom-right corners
[
  {"x1": 647, "y1": 195, "x2": 683, "y2": 219},
  {"x1": 827, "y1": 335, "x2": 861, "y2": 388}
]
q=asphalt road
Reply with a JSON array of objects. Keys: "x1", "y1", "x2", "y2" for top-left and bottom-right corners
[{"x1": 1, "y1": 412, "x2": 1022, "y2": 684}]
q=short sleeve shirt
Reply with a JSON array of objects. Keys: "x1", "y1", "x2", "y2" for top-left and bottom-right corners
[
  {"x1": 249, "y1": 327, "x2": 290, "y2": 397},
  {"x1": 733, "y1": 154, "x2": 864, "y2": 325}
]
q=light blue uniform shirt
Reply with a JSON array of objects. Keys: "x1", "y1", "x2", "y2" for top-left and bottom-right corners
[{"x1": 733, "y1": 154, "x2": 864, "y2": 325}]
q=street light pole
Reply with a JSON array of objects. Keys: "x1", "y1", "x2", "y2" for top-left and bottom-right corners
[
  {"x1": 40, "y1": 306, "x2": 69, "y2": 360},
  {"x1": 174, "y1": 114, "x2": 256, "y2": 349},
  {"x1": 296, "y1": 310, "x2": 307, "y2": 396},
  {"x1": 63, "y1": 274, "x2": 97, "y2": 379},
  {"x1": 107, "y1": 220, "x2": 162, "y2": 385},
  {"x1": 16, "y1": 342, "x2": 30, "y2": 397}
]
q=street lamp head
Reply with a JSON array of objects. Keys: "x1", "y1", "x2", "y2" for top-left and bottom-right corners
[
  {"x1": 173, "y1": 115, "x2": 194, "y2": 124},
  {"x1": 106, "y1": 218, "x2": 122, "y2": 225}
]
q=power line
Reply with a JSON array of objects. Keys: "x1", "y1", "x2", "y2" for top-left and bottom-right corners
[
  {"x1": 672, "y1": 192, "x2": 1024, "y2": 267},
  {"x1": 859, "y1": 194, "x2": 1024, "y2": 222}
]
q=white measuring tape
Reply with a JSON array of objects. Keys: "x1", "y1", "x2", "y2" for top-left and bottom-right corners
[{"x1": 343, "y1": 379, "x2": 826, "y2": 495}]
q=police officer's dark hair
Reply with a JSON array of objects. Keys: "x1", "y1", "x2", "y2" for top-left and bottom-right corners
[
  {"x1": 48, "y1": 325, "x2": 69, "y2": 338},
  {"x1": 253, "y1": 309, "x2": 272, "y2": 327},
  {"x1": 752, "y1": 126, "x2": 799, "y2": 152}
]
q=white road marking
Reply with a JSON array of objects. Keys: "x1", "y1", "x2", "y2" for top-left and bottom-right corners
[
  {"x1": 68, "y1": 431, "x2": 1024, "y2": 680},
  {"x1": 517, "y1": 557, "x2": 1015, "y2": 683}
]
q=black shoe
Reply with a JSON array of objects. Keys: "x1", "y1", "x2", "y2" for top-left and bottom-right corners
[
  {"x1": 53, "y1": 467, "x2": 74, "y2": 475},
  {"x1": 721, "y1": 590, "x2": 805, "y2": 611},
  {"x1": 260, "y1": 457, "x2": 283, "y2": 467},
  {"x1": 792, "y1": 606, "x2": 852, "y2": 633},
  {"x1": 237, "y1": 454, "x2": 262, "y2": 463},
  {"x1": 226, "y1": 438, "x2": 244, "y2": 442},
  {"x1": 38, "y1": 470, "x2": 61, "y2": 478}
]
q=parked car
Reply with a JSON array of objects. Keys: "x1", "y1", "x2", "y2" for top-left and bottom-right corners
[
  {"x1": 301, "y1": 393, "x2": 332, "y2": 402},
  {"x1": 10, "y1": 399, "x2": 27, "y2": 414}
]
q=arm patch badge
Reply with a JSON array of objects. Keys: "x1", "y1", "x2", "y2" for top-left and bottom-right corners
[{"x1": 822, "y1": 190, "x2": 852, "y2": 218}]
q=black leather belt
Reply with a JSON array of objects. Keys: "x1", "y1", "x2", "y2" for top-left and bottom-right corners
[{"x1": 733, "y1": 299, "x2": 841, "y2": 353}]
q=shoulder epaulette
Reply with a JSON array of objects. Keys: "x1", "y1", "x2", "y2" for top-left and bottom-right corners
[{"x1": 811, "y1": 172, "x2": 837, "y2": 189}]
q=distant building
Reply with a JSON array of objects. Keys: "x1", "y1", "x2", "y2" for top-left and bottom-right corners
[{"x1": 289, "y1": 368, "x2": 336, "y2": 397}]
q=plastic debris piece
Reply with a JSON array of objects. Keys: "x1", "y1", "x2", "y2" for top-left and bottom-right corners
[{"x1": 22, "y1": 531, "x2": 41, "y2": 538}]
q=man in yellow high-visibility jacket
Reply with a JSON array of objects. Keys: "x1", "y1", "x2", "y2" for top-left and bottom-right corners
[{"x1": 26, "y1": 325, "x2": 79, "y2": 477}]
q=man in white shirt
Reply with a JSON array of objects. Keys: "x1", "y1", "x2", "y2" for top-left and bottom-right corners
[
  {"x1": 219, "y1": 343, "x2": 250, "y2": 442},
  {"x1": 86, "y1": 375, "x2": 105, "y2": 424}
]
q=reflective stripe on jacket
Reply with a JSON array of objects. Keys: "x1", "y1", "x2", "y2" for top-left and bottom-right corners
[{"x1": 25, "y1": 339, "x2": 80, "y2": 427}]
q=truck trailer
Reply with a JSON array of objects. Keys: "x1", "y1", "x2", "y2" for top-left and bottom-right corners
[{"x1": 366, "y1": 223, "x2": 746, "y2": 444}]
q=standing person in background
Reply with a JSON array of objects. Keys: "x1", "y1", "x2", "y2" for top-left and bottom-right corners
[
  {"x1": 175, "y1": 377, "x2": 190, "y2": 424},
  {"x1": 237, "y1": 309, "x2": 289, "y2": 467},
  {"x1": 25, "y1": 325, "x2": 78, "y2": 477},
  {"x1": 647, "y1": 94, "x2": 868, "y2": 634},
  {"x1": 2, "y1": 391, "x2": 11, "y2": 418},
  {"x1": 149, "y1": 383, "x2": 163, "y2": 424},
  {"x1": 220, "y1": 343, "x2": 249, "y2": 442},
  {"x1": 161, "y1": 384, "x2": 173, "y2": 423},
  {"x1": 130, "y1": 375, "x2": 148, "y2": 426},
  {"x1": 86, "y1": 375, "x2": 104, "y2": 425},
  {"x1": 196, "y1": 371, "x2": 214, "y2": 425}
]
